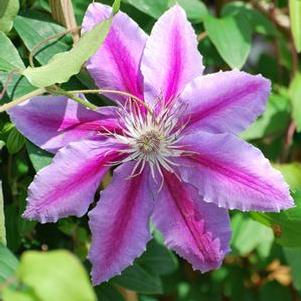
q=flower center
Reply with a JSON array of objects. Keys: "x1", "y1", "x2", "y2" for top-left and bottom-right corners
[{"x1": 136, "y1": 130, "x2": 162, "y2": 156}]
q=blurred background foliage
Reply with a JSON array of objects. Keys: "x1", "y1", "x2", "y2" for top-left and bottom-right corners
[{"x1": 1, "y1": 0, "x2": 301, "y2": 300}]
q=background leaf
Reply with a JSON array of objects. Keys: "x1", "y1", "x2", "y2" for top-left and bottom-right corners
[
  {"x1": 0, "y1": 0, "x2": 19, "y2": 34},
  {"x1": 289, "y1": 0, "x2": 301, "y2": 52},
  {"x1": 17, "y1": 250, "x2": 96, "y2": 301},
  {"x1": 204, "y1": 14, "x2": 252, "y2": 69}
]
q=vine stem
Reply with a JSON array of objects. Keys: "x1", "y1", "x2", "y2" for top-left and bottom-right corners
[
  {"x1": 0, "y1": 88, "x2": 46, "y2": 113},
  {"x1": 47, "y1": 86, "x2": 98, "y2": 110},
  {"x1": 67, "y1": 89, "x2": 153, "y2": 113}
]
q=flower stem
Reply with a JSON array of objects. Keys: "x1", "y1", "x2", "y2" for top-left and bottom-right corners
[
  {"x1": 0, "y1": 88, "x2": 46, "y2": 113},
  {"x1": 67, "y1": 88, "x2": 153, "y2": 113},
  {"x1": 47, "y1": 86, "x2": 97, "y2": 110}
]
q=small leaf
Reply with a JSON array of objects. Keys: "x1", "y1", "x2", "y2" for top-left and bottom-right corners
[
  {"x1": 137, "y1": 240, "x2": 178, "y2": 275},
  {"x1": 112, "y1": 0, "x2": 121, "y2": 15},
  {"x1": 113, "y1": 263, "x2": 163, "y2": 294},
  {"x1": 6, "y1": 128, "x2": 25, "y2": 154},
  {"x1": 0, "y1": 244, "x2": 19, "y2": 284},
  {"x1": 0, "y1": 181, "x2": 6, "y2": 246},
  {"x1": 0, "y1": 0, "x2": 19, "y2": 34},
  {"x1": 289, "y1": 73, "x2": 301, "y2": 132},
  {"x1": 222, "y1": 1, "x2": 277, "y2": 36},
  {"x1": 241, "y1": 93, "x2": 291, "y2": 140},
  {"x1": 22, "y1": 18, "x2": 111, "y2": 87},
  {"x1": 26, "y1": 141, "x2": 53, "y2": 172},
  {"x1": 251, "y1": 191, "x2": 301, "y2": 247},
  {"x1": 289, "y1": 0, "x2": 301, "y2": 52},
  {"x1": 122, "y1": 0, "x2": 168, "y2": 19},
  {"x1": 283, "y1": 247, "x2": 301, "y2": 292},
  {"x1": 172, "y1": 0, "x2": 208, "y2": 23},
  {"x1": 204, "y1": 14, "x2": 252, "y2": 69},
  {"x1": 0, "y1": 32, "x2": 25, "y2": 72},
  {"x1": 95, "y1": 283, "x2": 125, "y2": 301},
  {"x1": 17, "y1": 250, "x2": 96, "y2": 301},
  {"x1": 231, "y1": 213, "x2": 273, "y2": 256}
]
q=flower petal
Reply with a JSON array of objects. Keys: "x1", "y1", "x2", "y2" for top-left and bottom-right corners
[
  {"x1": 178, "y1": 70, "x2": 271, "y2": 134},
  {"x1": 89, "y1": 162, "x2": 153, "y2": 284},
  {"x1": 141, "y1": 5, "x2": 204, "y2": 106},
  {"x1": 82, "y1": 3, "x2": 147, "y2": 102},
  {"x1": 23, "y1": 139, "x2": 123, "y2": 223},
  {"x1": 151, "y1": 170, "x2": 231, "y2": 272},
  {"x1": 8, "y1": 96, "x2": 120, "y2": 153},
  {"x1": 178, "y1": 132, "x2": 294, "y2": 211}
]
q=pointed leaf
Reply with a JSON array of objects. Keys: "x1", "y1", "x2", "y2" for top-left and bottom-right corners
[
  {"x1": 204, "y1": 14, "x2": 251, "y2": 69},
  {"x1": 0, "y1": 32, "x2": 24, "y2": 72},
  {"x1": 22, "y1": 18, "x2": 112, "y2": 87},
  {"x1": 289, "y1": 0, "x2": 301, "y2": 52},
  {"x1": 0, "y1": 0, "x2": 19, "y2": 34}
]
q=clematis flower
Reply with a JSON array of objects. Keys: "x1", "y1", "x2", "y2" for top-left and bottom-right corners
[{"x1": 9, "y1": 3, "x2": 293, "y2": 285}]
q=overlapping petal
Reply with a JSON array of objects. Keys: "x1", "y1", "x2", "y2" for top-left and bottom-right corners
[
  {"x1": 89, "y1": 162, "x2": 153, "y2": 284},
  {"x1": 178, "y1": 70, "x2": 271, "y2": 135},
  {"x1": 141, "y1": 5, "x2": 204, "y2": 106},
  {"x1": 151, "y1": 170, "x2": 231, "y2": 272},
  {"x1": 8, "y1": 96, "x2": 120, "y2": 153},
  {"x1": 178, "y1": 132, "x2": 294, "y2": 212},
  {"x1": 23, "y1": 139, "x2": 124, "y2": 223},
  {"x1": 82, "y1": 3, "x2": 147, "y2": 103}
]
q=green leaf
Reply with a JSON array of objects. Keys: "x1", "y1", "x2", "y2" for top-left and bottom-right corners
[
  {"x1": 0, "y1": 32, "x2": 25, "y2": 72},
  {"x1": 6, "y1": 128, "x2": 25, "y2": 154},
  {"x1": 0, "y1": 181, "x2": 6, "y2": 246},
  {"x1": 274, "y1": 163, "x2": 301, "y2": 192},
  {"x1": 123, "y1": 0, "x2": 207, "y2": 23},
  {"x1": 112, "y1": 0, "x2": 121, "y2": 14},
  {"x1": 122, "y1": 0, "x2": 168, "y2": 19},
  {"x1": 0, "y1": 0, "x2": 19, "y2": 34},
  {"x1": 113, "y1": 263, "x2": 163, "y2": 294},
  {"x1": 241, "y1": 93, "x2": 291, "y2": 140},
  {"x1": 14, "y1": 13, "x2": 72, "y2": 65},
  {"x1": 251, "y1": 191, "x2": 301, "y2": 247},
  {"x1": 26, "y1": 141, "x2": 53, "y2": 172},
  {"x1": 289, "y1": 73, "x2": 301, "y2": 132},
  {"x1": 222, "y1": 1, "x2": 277, "y2": 36},
  {"x1": 2, "y1": 288, "x2": 40, "y2": 301},
  {"x1": 231, "y1": 213, "x2": 273, "y2": 256},
  {"x1": 17, "y1": 250, "x2": 96, "y2": 301},
  {"x1": 204, "y1": 14, "x2": 251, "y2": 69},
  {"x1": 283, "y1": 247, "x2": 301, "y2": 292},
  {"x1": 22, "y1": 18, "x2": 111, "y2": 88},
  {"x1": 0, "y1": 244, "x2": 19, "y2": 284},
  {"x1": 137, "y1": 240, "x2": 178, "y2": 275},
  {"x1": 259, "y1": 281, "x2": 291, "y2": 301},
  {"x1": 289, "y1": 0, "x2": 301, "y2": 52},
  {"x1": 173, "y1": 0, "x2": 208, "y2": 23},
  {"x1": 95, "y1": 283, "x2": 125, "y2": 301}
]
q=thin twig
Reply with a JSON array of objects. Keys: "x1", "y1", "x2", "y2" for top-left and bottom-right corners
[
  {"x1": 0, "y1": 88, "x2": 46, "y2": 112},
  {"x1": 197, "y1": 31, "x2": 207, "y2": 42}
]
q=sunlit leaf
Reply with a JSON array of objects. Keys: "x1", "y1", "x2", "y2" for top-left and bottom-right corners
[
  {"x1": 0, "y1": 32, "x2": 24, "y2": 72},
  {"x1": 289, "y1": 0, "x2": 301, "y2": 52},
  {"x1": 17, "y1": 250, "x2": 96, "y2": 301},
  {"x1": 204, "y1": 14, "x2": 251, "y2": 69},
  {"x1": 26, "y1": 141, "x2": 53, "y2": 172},
  {"x1": 0, "y1": 0, "x2": 19, "y2": 34},
  {"x1": 289, "y1": 73, "x2": 301, "y2": 132},
  {"x1": 0, "y1": 244, "x2": 18, "y2": 284},
  {"x1": 22, "y1": 18, "x2": 111, "y2": 87},
  {"x1": 0, "y1": 182, "x2": 5, "y2": 246}
]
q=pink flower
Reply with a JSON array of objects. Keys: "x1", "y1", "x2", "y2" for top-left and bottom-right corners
[{"x1": 9, "y1": 4, "x2": 293, "y2": 285}]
